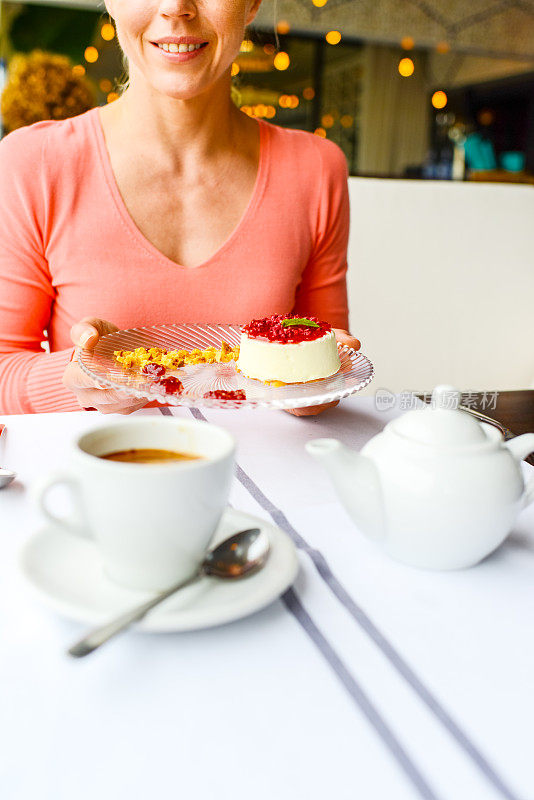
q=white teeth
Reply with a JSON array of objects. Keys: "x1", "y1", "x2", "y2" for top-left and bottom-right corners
[{"x1": 157, "y1": 42, "x2": 204, "y2": 53}]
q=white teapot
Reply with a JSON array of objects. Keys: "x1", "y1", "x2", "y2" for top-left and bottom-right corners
[{"x1": 306, "y1": 385, "x2": 534, "y2": 569}]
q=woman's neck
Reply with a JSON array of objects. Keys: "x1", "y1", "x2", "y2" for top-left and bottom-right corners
[{"x1": 103, "y1": 74, "x2": 248, "y2": 169}]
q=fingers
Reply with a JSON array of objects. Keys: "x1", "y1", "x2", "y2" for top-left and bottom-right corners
[
  {"x1": 285, "y1": 401, "x2": 339, "y2": 417},
  {"x1": 73, "y1": 384, "x2": 147, "y2": 414},
  {"x1": 333, "y1": 328, "x2": 361, "y2": 351},
  {"x1": 62, "y1": 360, "x2": 109, "y2": 391},
  {"x1": 72, "y1": 384, "x2": 141, "y2": 405},
  {"x1": 62, "y1": 362, "x2": 147, "y2": 415},
  {"x1": 64, "y1": 319, "x2": 148, "y2": 415},
  {"x1": 114, "y1": 402, "x2": 149, "y2": 415},
  {"x1": 283, "y1": 328, "x2": 359, "y2": 418},
  {"x1": 70, "y1": 317, "x2": 120, "y2": 350},
  {"x1": 96, "y1": 400, "x2": 149, "y2": 415},
  {"x1": 76, "y1": 389, "x2": 147, "y2": 415}
]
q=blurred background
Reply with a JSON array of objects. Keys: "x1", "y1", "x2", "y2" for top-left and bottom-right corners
[{"x1": 1, "y1": 0, "x2": 534, "y2": 183}]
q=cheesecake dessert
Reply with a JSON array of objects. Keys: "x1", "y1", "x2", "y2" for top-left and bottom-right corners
[{"x1": 237, "y1": 315, "x2": 341, "y2": 383}]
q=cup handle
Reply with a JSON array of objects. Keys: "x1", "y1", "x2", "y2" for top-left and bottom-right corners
[{"x1": 32, "y1": 471, "x2": 91, "y2": 539}]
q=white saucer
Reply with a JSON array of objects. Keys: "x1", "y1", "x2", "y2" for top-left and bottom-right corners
[{"x1": 19, "y1": 509, "x2": 299, "y2": 632}]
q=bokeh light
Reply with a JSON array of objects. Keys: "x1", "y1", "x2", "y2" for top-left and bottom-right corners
[
  {"x1": 101, "y1": 23, "x2": 115, "y2": 41},
  {"x1": 314, "y1": 127, "x2": 327, "y2": 138},
  {"x1": 274, "y1": 52, "x2": 290, "y2": 70},
  {"x1": 432, "y1": 90, "x2": 448, "y2": 109},
  {"x1": 340, "y1": 114, "x2": 353, "y2": 128},
  {"x1": 322, "y1": 113, "x2": 335, "y2": 128},
  {"x1": 84, "y1": 47, "x2": 99, "y2": 64},
  {"x1": 279, "y1": 94, "x2": 299, "y2": 109},
  {"x1": 312, "y1": 0, "x2": 328, "y2": 6},
  {"x1": 478, "y1": 108, "x2": 495, "y2": 126},
  {"x1": 398, "y1": 57, "x2": 415, "y2": 77},
  {"x1": 401, "y1": 36, "x2": 414, "y2": 50},
  {"x1": 99, "y1": 78, "x2": 113, "y2": 93},
  {"x1": 72, "y1": 65, "x2": 86, "y2": 77},
  {"x1": 436, "y1": 41, "x2": 450, "y2": 54},
  {"x1": 303, "y1": 87, "x2": 315, "y2": 100},
  {"x1": 107, "y1": 92, "x2": 119, "y2": 104},
  {"x1": 231, "y1": 62, "x2": 240, "y2": 76},
  {"x1": 240, "y1": 104, "x2": 277, "y2": 119},
  {"x1": 276, "y1": 20, "x2": 291, "y2": 35},
  {"x1": 325, "y1": 31, "x2": 342, "y2": 45}
]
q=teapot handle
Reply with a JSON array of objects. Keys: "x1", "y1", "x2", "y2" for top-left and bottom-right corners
[{"x1": 504, "y1": 433, "x2": 534, "y2": 507}]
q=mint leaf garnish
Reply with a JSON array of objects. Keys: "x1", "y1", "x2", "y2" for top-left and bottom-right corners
[{"x1": 281, "y1": 318, "x2": 320, "y2": 328}]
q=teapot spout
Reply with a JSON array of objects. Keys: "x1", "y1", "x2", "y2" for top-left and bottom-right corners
[{"x1": 306, "y1": 438, "x2": 385, "y2": 541}]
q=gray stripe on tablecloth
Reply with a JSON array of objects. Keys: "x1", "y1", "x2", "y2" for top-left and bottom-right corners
[
  {"x1": 183, "y1": 409, "x2": 439, "y2": 799},
  {"x1": 181, "y1": 406, "x2": 520, "y2": 800},
  {"x1": 235, "y1": 464, "x2": 521, "y2": 800},
  {"x1": 188, "y1": 407, "x2": 206, "y2": 421},
  {"x1": 159, "y1": 407, "x2": 173, "y2": 416},
  {"x1": 282, "y1": 587, "x2": 440, "y2": 800}
]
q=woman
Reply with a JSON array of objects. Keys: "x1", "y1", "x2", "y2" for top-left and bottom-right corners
[{"x1": 0, "y1": 0, "x2": 359, "y2": 416}]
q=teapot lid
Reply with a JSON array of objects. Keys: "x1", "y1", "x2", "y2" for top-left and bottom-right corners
[{"x1": 389, "y1": 386, "x2": 490, "y2": 448}]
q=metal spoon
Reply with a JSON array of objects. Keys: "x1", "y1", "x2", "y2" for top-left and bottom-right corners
[
  {"x1": 0, "y1": 425, "x2": 16, "y2": 489},
  {"x1": 68, "y1": 527, "x2": 269, "y2": 658}
]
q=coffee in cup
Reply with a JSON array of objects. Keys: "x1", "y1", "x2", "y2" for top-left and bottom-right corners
[{"x1": 100, "y1": 448, "x2": 202, "y2": 463}]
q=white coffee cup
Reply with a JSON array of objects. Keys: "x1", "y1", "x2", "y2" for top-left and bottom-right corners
[{"x1": 33, "y1": 418, "x2": 235, "y2": 591}]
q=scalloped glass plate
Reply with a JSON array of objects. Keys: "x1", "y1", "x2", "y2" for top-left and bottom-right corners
[{"x1": 78, "y1": 324, "x2": 374, "y2": 410}]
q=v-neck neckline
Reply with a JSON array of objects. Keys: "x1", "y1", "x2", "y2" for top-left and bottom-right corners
[{"x1": 90, "y1": 108, "x2": 269, "y2": 270}]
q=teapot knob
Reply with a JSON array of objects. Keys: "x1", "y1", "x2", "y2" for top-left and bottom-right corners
[{"x1": 432, "y1": 385, "x2": 461, "y2": 410}]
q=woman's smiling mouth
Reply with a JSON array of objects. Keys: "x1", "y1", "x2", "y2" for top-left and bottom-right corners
[
  {"x1": 156, "y1": 42, "x2": 207, "y2": 53},
  {"x1": 150, "y1": 38, "x2": 209, "y2": 60}
]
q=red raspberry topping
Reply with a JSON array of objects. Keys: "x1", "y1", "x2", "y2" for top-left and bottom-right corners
[
  {"x1": 141, "y1": 363, "x2": 166, "y2": 378},
  {"x1": 203, "y1": 390, "x2": 246, "y2": 401},
  {"x1": 243, "y1": 314, "x2": 331, "y2": 343},
  {"x1": 157, "y1": 377, "x2": 183, "y2": 394}
]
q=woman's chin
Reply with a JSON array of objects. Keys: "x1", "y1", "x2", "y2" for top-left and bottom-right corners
[{"x1": 146, "y1": 75, "x2": 217, "y2": 102}]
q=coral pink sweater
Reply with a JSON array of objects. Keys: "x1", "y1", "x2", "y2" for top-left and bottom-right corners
[{"x1": 0, "y1": 109, "x2": 350, "y2": 414}]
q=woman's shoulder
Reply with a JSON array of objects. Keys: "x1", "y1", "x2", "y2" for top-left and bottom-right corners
[
  {"x1": 262, "y1": 121, "x2": 348, "y2": 177},
  {"x1": 0, "y1": 109, "x2": 97, "y2": 173}
]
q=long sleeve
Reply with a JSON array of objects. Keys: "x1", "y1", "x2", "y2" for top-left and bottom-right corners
[
  {"x1": 292, "y1": 139, "x2": 350, "y2": 330},
  {"x1": 0, "y1": 126, "x2": 77, "y2": 414}
]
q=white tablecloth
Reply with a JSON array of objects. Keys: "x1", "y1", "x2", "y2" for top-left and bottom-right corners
[{"x1": 0, "y1": 398, "x2": 532, "y2": 800}]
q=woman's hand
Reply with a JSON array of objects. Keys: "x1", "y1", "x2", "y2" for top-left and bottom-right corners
[
  {"x1": 63, "y1": 317, "x2": 148, "y2": 415},
  {"x1": 285, "y1": 328, "x2": 361, "y2": 417}
]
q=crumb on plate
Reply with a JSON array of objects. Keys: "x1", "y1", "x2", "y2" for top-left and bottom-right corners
[{"x1": 113, "y1": 341, "x2": 240, "y2": 370}]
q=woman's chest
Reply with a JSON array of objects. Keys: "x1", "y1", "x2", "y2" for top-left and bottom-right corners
[
  {"x1": 111, "y1": 158, "x2": 259, "y2": 268},
  {"x1": 48, "y1": 210, "x2": 311, "y2": 341}
]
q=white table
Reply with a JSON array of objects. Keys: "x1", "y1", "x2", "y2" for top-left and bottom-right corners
[{"x1": 1, "y1": 398, "x2": 532, "y2": 800}]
